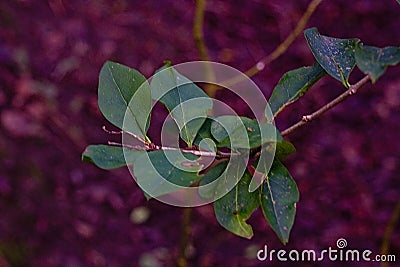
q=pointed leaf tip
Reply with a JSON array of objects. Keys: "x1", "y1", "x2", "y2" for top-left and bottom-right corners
[
  {"x1": 268, "y1": 63, "x2": 326, "y2": 118},
  {"x1": 150, "y1": 65, "x2": 212, "y2": 146},
  {"x1": 259, "y1": 160, "x2": 299, "y2": 244},
  {"x1": 355, "y1": 44, "x2": 400, "y2": 83},
  {"x1": 304, "y1": 28, "x2": 359, "y2": 87},
  {"x1": 214, "y1": 170, "x2": 259, "y2": 239},
  {"x1": 98, "y1": 61, "x2": 152, "y2": 141},
  {"x1": 82, "y1": 144, "x2": 144, "y2": 170}
]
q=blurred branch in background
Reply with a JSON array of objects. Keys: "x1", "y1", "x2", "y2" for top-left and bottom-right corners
[
  {"x1": 243, "y1": 0, "x2": 323, "y2": 79},
  {"x1": 193, "y1": 0, "x2": 210, "y2": 62},
  {"x1": 380, "y1": 199, "x2": 400, "y2": 267},
  {"x1": 198, "y1": 0, "x2": 324, "y2": 93},
  {"x1": 177, "y1": 2, "x2": 210, "y2": 265},
  {"x1": 177, "y1": 208, "x2": 192, "y2": 267}
]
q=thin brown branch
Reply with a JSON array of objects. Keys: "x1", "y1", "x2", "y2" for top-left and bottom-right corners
[
  {"x1": 193, "y1": 0, "x2": 209, "y2": 61},
  {"x1": 244, "y1": 0, "x2": 323, "y2": 78},
  {"x1": 107, "y1": 141, "x2": 147, "y2": 151},
  {"x1": 103, "y1": 125, "x2": 148, "y2": 145},
  {"x1": 223, "y1": 0, "x2": 323, "y2": 88},
  {"x1": 193, "y1": 0, "x2": 218, "y2": 97},
  {"x1": 380, "y1": 199, "x2": 400, "y2": 267},
  {"x1": 107, "y1": 141, "x2": 236, "y2": 159},
  {"x1": 177, "y1": 207, "x2": 192, "y2": 267},
  {"x1": 161, "y1": 145, "x2": 236, "y2": 158},
  {"x1": 281, "y1": 75, "x2": 371, "y2": 137}
]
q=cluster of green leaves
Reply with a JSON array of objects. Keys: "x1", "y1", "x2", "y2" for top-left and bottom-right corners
[{"x1": 82, "y1": 27, "x2": 400, "y2": 244}]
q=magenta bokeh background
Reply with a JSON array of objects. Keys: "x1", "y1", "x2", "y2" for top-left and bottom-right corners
[{"x1": 0, "y1": 1, "x2": 399, "y2": 266}]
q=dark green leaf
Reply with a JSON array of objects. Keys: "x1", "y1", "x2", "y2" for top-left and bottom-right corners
[
  {"x1": 304, "y1": 28, "x2": 359, "y2": 87},
  {"x1": 133, "y1": 150, "x2": 202, "y2": 198},
  {"x1": 275, "y1": 141, "x2": 296, "y2": 161},
  {"x1": 82, "y1": 145, "x2": 144, "y2": 170},
  {"x1": 199, "y1": 155, "x2": 248, "y2": 203},
  {"x1": 214, "y1": 170, "x2": 259, "y2": 239},
  {"x1": 150, "y1": 65, "x2": 213, "y2": 146},
  {"x1": 198, "y1": 161, "x2": 228, "y2": 199},
  {"x1": 355, "y1": 44, "x2": 400, "y2": 83},
  {"x1": 211, "y1": 116, "x2": 281, "y2": 150},
  {"x1": 193, "y1": 118, "x2": 218, "y2": 152},
  {"x1": 98, "y1": 61, "x2": 152, "y2": 141},
  {"x1": 259, "y1": 160, "x2": 299, "y2": 244},
  {"x1": 268, "y1": 63, "x2": 326, "y2": 117}
]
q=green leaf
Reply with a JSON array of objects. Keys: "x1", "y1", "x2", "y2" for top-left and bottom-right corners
[
  {"x1": 268, "y1": 63, "x2": 326, "y2": 117},
  {"x1": 259, "y1": 160, "x2": 299, "y2": 244},
  {"x1": 199, "y1": 154, "x2": 248, "y2": 203},
  {"x1": 150, "y1": 65, "x2": 213, "y2": 146},
  {"x1": 98, "y1": 61, "x2": 152, "y2": 141},
  {"x1": 304, "y1": 27, "x2": 359, "y2": 87},
  {"x1": 198, "y1": 161, "x2": 228, "y2": 199},
  {"x1": 275, "y1": 141, "x2": 296, "y2": 161},
  {"x1": 211, "y1": 116, "x2": 281, "y2": 150},
  {"x1": 193, "y1": 118, "x2": 218, "y2": 152},
  {"x1": 248, "y1": 140, "x2": 296, "y2": 192},
  {"x1": 355, "y1": 44, "x2": 400, "y2": 83},
  {"x1": 214, "y1": 170, "x2": 259, "y2": 239},
  {"x1": 82, "y1": 145, "x2": 144, "y2": 170},
  {"x1": 133, "y1": 150, "x2": 202, "y2": 198}
]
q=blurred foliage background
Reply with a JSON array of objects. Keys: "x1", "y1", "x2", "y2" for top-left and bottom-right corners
[{"x1": 0, "y1": 0, "x2": 399, "y2": 266}]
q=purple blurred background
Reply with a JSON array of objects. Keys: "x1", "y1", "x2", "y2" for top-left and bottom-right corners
[{"x1": 0, "y1": 0, "x2": 399, "y2": 266}]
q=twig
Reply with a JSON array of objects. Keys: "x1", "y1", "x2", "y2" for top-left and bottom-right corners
[
  {"x1": 281, "y1": 75, "x2": 371, "y2": 137},
  {"x1": 103, "y1": 124, "x2": 236, "y2": 158},
  {"x1": 107, "y1": 141, "x2": 148, "y2": 151},
  {"x1": 107, "y1": 141, "x2": 236, "y2": 159},
  {"x1": 193, "y1": 0, "x2": 209, "y2": 61},
  {"x1": 246, "y1": 0, "x2": 323, "y2": 78},
  {"x1": 103, "y1": 125, "x2": 148, "y2": 145},
  {"x1": 177, "y1": 208, "x2": 192, "y2": 267},
  {"x1": 380, "y1": 199, "x2": 400, "y2": 267},
  {"x1": 193, "y1": 0, "x2": 218, "y2": 97}
]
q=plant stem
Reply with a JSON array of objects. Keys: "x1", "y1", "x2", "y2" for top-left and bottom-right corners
[
  {"x1": 244, "y1": 0, "x2": 324, "y2": 78},
  {"x1": 281, "y1": 75, "x2": 370, "y2": 137},
  {"x1": 107, "y1": 141, "x2": 236, "y2": 159},
  {"x1": 380, "y1": 199, "x2": 400, "y2": 267},
  {"x1": 193, "y1": 0, "x2": 218, "y2": 97},
  {"x1": 177, "y1": 208, "x2": 193, "y2": 267},
  {"x1": 222, "y1": 0, "x2": 323, "y2": 88},
  {"x1": 193, "y1": 0, "x2": 209, "y2": 61}
]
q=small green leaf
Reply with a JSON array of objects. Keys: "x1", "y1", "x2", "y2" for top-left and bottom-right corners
[
  {"x1": 214, "y1": 170, "x2": 259, "y2": 239},
  {"x1": 133, "y1": 150, "x2": 202, "y2": 198},
  {"x1": 150, "y1": 65, "x2": 213, "y2": 146},
  {"x1": 268, "y1": 63, "x2": 326, "y2": 117},
  {"x1": 211, "y1": 116, "x2": 281, "y2": 150},
  {"x1": 355, "y1": 44, "x2": 400, "y2": 83},
  {"x1": 98, "y1": 61, "x2": 152, "y2": 141},
  {"x1": 198, "y1": 161, "x2": 228, "y2": 199},
  {"x1": 193, "y1": 118, "x2": 218, "y2": 151},
  {"x1": 199, "y1": 155, "x2": 248, "y2": 202},
  {"x1": 248, "y1": 140, "x2": 296, "y2": 192},
  {"x1": 82, "y1": 145, "x2": 144, "y2": 170},
  {"x1": 275, "y1": 141, "x2": 296, "y2": 161},
  {"x1": 304, "y1": 28, "x2": 359, "y2": 87},
  {"x1": 259, "y1": 160, "x2": 299, "y2": 244}
]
